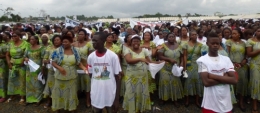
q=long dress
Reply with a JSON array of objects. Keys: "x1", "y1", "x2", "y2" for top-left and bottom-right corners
[
  {"x1": 120, "y1": 45, "x2": 129, "y2": 97},
  {"x1": 51, "y1": 54, "x2": 79, "y2": 111},
  {"x1": 0, "y1": 42, "x2": 8, "y2": 98},
  {"x1": 141, "y1": 41, "x2": 157, "y2": 93},
  {"x1": 183, "y1": 42, "x2": 204, "y2": 97},
  {"x1": 75, "y1": 41, "x2": 93, "y2": 92},
  {"x1": 43, "y1": 46, "x2": 56, "y2": 98},
  {"x1": 246, "y1": 39, "x2": 260, "y2": 100},
  {"x1": 226, "y1": 40, "x2": 248, "y2": 96},
  {"x1": 123, "y1": 48, "x2": 151, "y2": 113},
  {"x1": 24, "y1": 46, "x2": 45, "y2": 103},
  {"x1": 7, "y1": 40, "x2": 29, "y2": 96},
  {"x1": 158, "y1": 43, "x2": 184, "y2": 101}
]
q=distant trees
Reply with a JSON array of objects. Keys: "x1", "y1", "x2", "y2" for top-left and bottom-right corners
[{"x1": 0, "y1": 7, "x2": 22, "y2": 22}]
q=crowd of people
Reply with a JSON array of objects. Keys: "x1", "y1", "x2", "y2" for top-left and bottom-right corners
[{"x1": 0, "y1": 18, "x2": 260, "y2": 113}]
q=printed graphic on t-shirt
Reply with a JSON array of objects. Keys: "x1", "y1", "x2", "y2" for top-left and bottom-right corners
[{"x1": 93, "y1": 63, "x2": 110, "y2": 80}]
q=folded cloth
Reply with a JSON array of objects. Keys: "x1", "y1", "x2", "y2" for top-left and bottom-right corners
[
  {"x1": 148, "y1": 62, "x2": 165, "y2": 79},
  {"x1": 37, "y1": 72, "x2": 45, "y2": 84},
  {"x1": 171, "y1": 64, "x2": 183, "y2": 77}
]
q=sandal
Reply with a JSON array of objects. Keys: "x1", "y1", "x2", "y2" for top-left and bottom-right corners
[
  {"x1": 6, "y1": 98, "x2": 12, "y2": 103},
  {"x1": 34, "y1": 102, "x2": 41, "y2": 107},
  {"x1": 19, "y1": 99, "x2": 27, "y2": 106},
  {"x1": 44, "y1": 102, "x2": 51, "y2": 108}
]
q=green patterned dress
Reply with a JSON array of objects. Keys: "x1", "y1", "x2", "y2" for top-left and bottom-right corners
[
  {"x1": 0, "y1": 42, "x2": 8, "y2": 98},
  {"x1": 226, "y1": 40, "x2": 248, "y2": 96},
  {"x1": 123, "y1": 48, "x2": 151, "y2": 113},
  {"x1": 246, "y1": 39, "x2": 260, "y2": 100},
  {"x1": 75, "y1": 41, "x2": 94, "y2": 92},
  {"x1": 158, "y1": 43, "x2": 184, "y2": 101},
  {"x1": 105, "y1": 42, "x2": 121, "y2": 54},
  {"x1": 43, "y1": 46, "x2": 56, "y2": 98},
  {"x1": 7, "y1": 40, "x2": 29, "y2": 96},
  {"x1": 51, "y1": 55, "x2": 79, "y2": 111},
  {"x1": 141, "y1": 41, "x2": 157, "y2": 93},
  {"x1": 120, "y1": 45, "x2": 129, "y2": 96},
  {"x1": 183, "y1": 42, "x2": 204, "y2": 97},
  {"x1": 24, "y1": 46, "x2": 45, "y2": 103}
]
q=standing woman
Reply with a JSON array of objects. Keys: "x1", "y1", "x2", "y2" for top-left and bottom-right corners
[
  {"x1": 71, "y1": 29, "x2": 94, "y2": 108},
  {"x1": 24, "y1": 36, "x2": 45, "y2": 105},
  {"x1": 141, "y1": 31, "x2": 160, "y2": 102},
  {"x1": 226, "y1": 28, "x2": 248, "y2": 112},
  {"x1": 182, "y1": 31, "x2": 203, "y2": 107},
  {"x1": 120, "y1": 34, "x2": 132, "y2": 98},
  {"x1": 0, "y1": 34, "x2": 8, "y2": 102},
  {"x1": 105, "y1": 33, "x2": 121, "y2": 55},
  {"x1": 157, "y1": 33, "x2": 184, "y2": 107},
  {"x1": 177, "y1": 26, "x2": 189, "y2": 46},
  {"x1": 6, "y1": 30, "x2": 29, "y2": 104},
  {"x1": 51, "y1": 36, "x2": 86, "y2": 112},
  {"x1": 123, "y1": 35, "x2": 159, "y2": 113},
  {"x1": 246, "y1": 27, "x2": 260, "y2": 113},
  {"x1": 41, "y1": 33, "x2": 52, "y2": 47},
  {"x1": 42, "y1": 35, "x2": 62, "y2": 108},
  {"x1": 222, "y1": 28, "x2": 232, "y2": 44}
]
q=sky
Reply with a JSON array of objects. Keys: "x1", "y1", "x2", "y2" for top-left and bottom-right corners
[{"x1": 0, "y1": 0, "x2": 259, "y2": 18}]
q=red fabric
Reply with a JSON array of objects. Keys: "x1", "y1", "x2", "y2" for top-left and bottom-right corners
[
  {"x1": 202, "y1": 108, "x2": 232, "y2": 113},
  {"x1": 95, "y1": 51, "x2": 106, "y2": 57}
]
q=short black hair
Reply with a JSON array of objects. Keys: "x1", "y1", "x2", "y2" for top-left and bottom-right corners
[
  {"x1": 94, "y1": 32, "x2": 107, "y2": 42},
  {"x1": 3, "y1": 32, "x2": 11, "y2": 39},
  {"x1": 207, "y1": 31, "x2": 219, "y2": 39},
  {"x1": 232, "y1": 28, "x2": 244, "y2": 39},
  {"x1": 78, "y1": 29, "x2": 87, "y2": 36},
  {"x1": 30, "y1": 35, "x2": 40, "y2": 45},
  {"x1": 62, "y1": 35, "x2": 73, "y2": 43},
  {"x1": 52, "y1": 35, "x2": 62, "y2": 45},
  {"x1": 222, "y1": 27, "x2": 232, "y2": 37},
  {"x1": 124, "y1": 34, "x2": 131, "y2": 43}
]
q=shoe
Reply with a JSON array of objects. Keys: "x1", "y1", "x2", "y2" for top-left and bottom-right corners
[
  {"x1": 174, "y1": 102, "x2": 180, "y2": 108},
  {"x1": 6, "y1": 98, "x2": 12, "y2": 103},
  {"x1": 196, "y1": 103, "x2": 201, "y2": 109},
  {"x1": 185, "y1": 102, "x2": 189, "y2": 108},
  {"x1": 44, "y1": 103, "x2": 51, "y2": 108},
  {"x1": 0, "y1": 98, "x2": 6, "y2": 103},
  {"x1": 19, "y1": 99, "x2": 27, "y2": 106},
  {"x1": 239, "y1": 104, "x2": 246, "y2": 112}
]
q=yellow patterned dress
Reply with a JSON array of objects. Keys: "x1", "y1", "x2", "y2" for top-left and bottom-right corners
[
  {"x1": 120, "y1": 45, "x2": 129, "y2": 97},
  {"x1": 226, "y1": 40, "x2": 248, "y2": 96},
  {"x1": 0, "y1": 42, "x2": 8, "y2": 98},
  {"x1": 141, "y1": 41, "x2": 157, "y2": 93},
  {"x1": 183, "y1": 42, "x2": 204, "y2": 97},
  {"x1": 75, "y1": 41, "x2": 94, "y2": 92},
  {"x1": 246, "y1": 39, "x2": 260, "y2": 100},
  {"x1": 158, "y1": 43, "x2": 184, "y2": 101},
  {"x1": 43, "y1": 46, "x2": 56, "y2": 98},
  {"x1": 24, "y1": 46, "x2": 45, "y2": 103},
  {"x1": 123, "y1": 48, "x2": 151, "y2": 113},
  {"x1": 7, "y1": 40, "x2": 29, "y2": 96}
]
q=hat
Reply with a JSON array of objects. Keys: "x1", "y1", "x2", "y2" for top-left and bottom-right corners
[
  {"x1": 143, "y1": 28, "x2": 151, "y2": 33},
  {"x1": 131, "y1": 35, "x2": 141, "y2": 40}
]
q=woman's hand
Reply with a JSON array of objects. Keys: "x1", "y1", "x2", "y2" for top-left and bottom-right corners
[
  {"x1": 139, "y1": 58, "x2": 149, "y2": 64},
  {"x1": 240, "y1": 59, "x2": 247, "y2": 67},
  {"x1": 59, "y1": 68, "x2": 66, "y2": 76},
  {"x1": 25, "y1": 58, "x2": 29, "y2": 63},
  {"x1": 169, "y1": 59, "x2": 177, "y2": 64},
  {"x1": 8, "y1": 64, "x2": 12, "y2": 69},
  {"x1": 156, "y1": 45, "x2": 163, "y2": 50}
]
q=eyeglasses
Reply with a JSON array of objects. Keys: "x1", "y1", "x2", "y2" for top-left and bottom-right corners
[{"x1": 159, "y1": 34, "x2": 163, "y2": 35}]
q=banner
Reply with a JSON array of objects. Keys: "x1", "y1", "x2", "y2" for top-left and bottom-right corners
[
  {"x1": 130, "y1": 19, "x2": 163, "y2": 29},
  {"x1": 65, "y1": 17, "x2": 80, "y2": 27}
]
